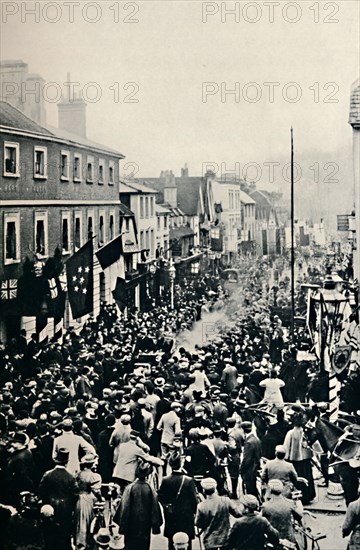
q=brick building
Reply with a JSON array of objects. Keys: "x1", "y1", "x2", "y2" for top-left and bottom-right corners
[{"x1": 0, "y1": 100, "x2": 124, "y2": 342}]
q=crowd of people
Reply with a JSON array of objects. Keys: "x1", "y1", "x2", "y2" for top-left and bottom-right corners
[{"x1": 0, "y1": 255, "x2": 359, "y2": 550}]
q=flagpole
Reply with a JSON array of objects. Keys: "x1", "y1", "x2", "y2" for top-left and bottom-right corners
[{"x1": 290, "y1": 127, "x2": 295, "y2": 341}]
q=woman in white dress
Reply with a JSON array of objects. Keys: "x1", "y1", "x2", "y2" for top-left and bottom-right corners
[
  {"x1": 75, "y1": 453, "x2": 102, "y2": 549},
  {"x1": 259, "y1": 369, "x2": 285, "y2": 410}
]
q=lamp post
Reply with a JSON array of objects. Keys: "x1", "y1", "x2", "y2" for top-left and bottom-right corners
[
  {"x1": 168, "y1": 259, "x2": 176, "y2": 310},
  {"x1": 312, "y1": 271, "x2": 350, "y2": 422}
]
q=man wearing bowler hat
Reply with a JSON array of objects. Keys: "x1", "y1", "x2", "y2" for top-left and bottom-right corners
[
  {"x1": 6, "y1": 431, "x2": 35, "y2": 507},
  {"x1": 39, "y1": 447, "x2": 79, "y2": 550},
  {"x1": 158, "y1": 451, "x2": 198, "y2": 550},
  {"x1": 117, "y1": 461, "x2": 163, "y2": 550}
]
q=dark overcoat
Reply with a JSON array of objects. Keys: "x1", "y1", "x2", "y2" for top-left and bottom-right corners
[{"x1": 158, "y1": 471, "x2": 198, "y2": 539}]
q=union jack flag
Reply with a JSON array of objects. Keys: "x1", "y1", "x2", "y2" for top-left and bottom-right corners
[{"x1": 0, "y1": 279, "x2": 17, "y2": 300}]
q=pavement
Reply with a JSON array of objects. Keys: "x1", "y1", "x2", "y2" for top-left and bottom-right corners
[{"x1": 305, "y1": 481, "x2": 347, "y2": 513}]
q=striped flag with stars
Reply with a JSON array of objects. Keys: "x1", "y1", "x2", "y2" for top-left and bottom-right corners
[{"x1": 66, "y1": 239, "x2": 93, "y2": 319}]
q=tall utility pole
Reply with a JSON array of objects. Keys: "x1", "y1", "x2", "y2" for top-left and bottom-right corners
[{"x1": 290, "y1": 127, "x2": 295, "y2": 340}]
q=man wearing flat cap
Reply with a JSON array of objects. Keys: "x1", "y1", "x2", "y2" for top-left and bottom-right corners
[
  {"x1": 262, "y1": 479, "x2": 302, "y2": 544},
  {"x1": 173, "y1": 532, "x2": 189, "y2": 550},
  {"x1": 261, "y1": 445, "x2": 298, "y2": 499},
  {"x1": 224, "y1": 494, "x2": 279, "y2": 550},
  {"x1": 195, "y1": 478, "x2": 241, "y2": 549}
]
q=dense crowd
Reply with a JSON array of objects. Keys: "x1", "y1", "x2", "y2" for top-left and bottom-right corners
[{"x1": 0, "y1": 256, "x2": 359, "y2": 550}]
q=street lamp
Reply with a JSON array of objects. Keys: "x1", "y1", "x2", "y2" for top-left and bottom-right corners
[
  {"x1": 312, "y1": 271, "x2": 350, "y2": 422},
  {"x1": 168, "y1": 259, "x2": 176, "y2": 309}
]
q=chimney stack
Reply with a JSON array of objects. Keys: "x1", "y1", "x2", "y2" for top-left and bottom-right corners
[
  {"x1": 181, "y1": 163, "x2": 189, "y2": 178},
  {"x1": 57, "y1": 72, "x2": 87, "y2": 137}
]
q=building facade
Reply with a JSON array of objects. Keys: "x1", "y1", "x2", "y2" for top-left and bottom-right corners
[
  {"x1": 120, "y1": 181, "x2": 158, "y2": 261},
  {"x1": 0, "y1": 100, "x2": 124, "y2": 342},
  {"x1": 349, "y1": 79, "x2": 360, "y2": 290},
  {"x1": 238, "y1": 192, "x2": 256, "y2": 254},
  {"x1": 250, "y1": 189, "x2": 282, "y2": 256},
  {"x1": 212, "y1": 178, "x2": 241, "y2": 263}
]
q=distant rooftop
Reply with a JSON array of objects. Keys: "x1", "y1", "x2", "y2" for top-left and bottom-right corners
[
  {"x1": 123, "y1": 180, "x2": 159, "y2": 194},
  {"x1": 0, "y1": 100, "x2": 53, "y2": 136},
  {"x1": 0, "y1": 59, "x2": 27, "y2": 67},
  {"x1": 349, "y1": 79, "x2": 360, "y2": 126},
  {"x1": 0, "y1": 100, "x2": 124, "y2": 158}
]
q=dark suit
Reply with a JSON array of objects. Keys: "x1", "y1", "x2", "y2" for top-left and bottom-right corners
[
  {"x1": 240, "y1": 433, "x2": 261, "y2": 496},
  {"x1": 5, "y1": 448, "x2": 35, "y2": 506},
  {"x1": 158, "y1": 471, "x2": 198, "y2": 546},
  {"x1": 97, "y1": 426, "x2": 115, "y2": 483},
  {"x1": 39, "y1": 465, "x2": 78, "y2": 550},
  {"x1": 32, "y1": 434, "x2": 55, "y2": 485},
  {"x1": 225, "y1": 511, "x2": 279, "y2": 550}
]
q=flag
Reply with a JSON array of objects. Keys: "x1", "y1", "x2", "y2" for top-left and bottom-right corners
[
  {"x1": 306, "y1": 290, "x2": 317, "y2": 341},
  {"x1": 48, "y1": 278, "x2": 58, "y2": 299},
  {"x1": 1, "y1": 279, "x2": 17, "y2": 300},
  {"x1": 66, "y1": 240, "x2": 93, "y2": 319},
  {"x1": 112, "y1": 277, "x2": 127, "y2": 309},
  {"x1": 95, "y1": 234, "x2": 122, "y2": 270}
]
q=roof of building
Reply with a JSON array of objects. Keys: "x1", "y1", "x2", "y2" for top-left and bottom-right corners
[
  {"x1": 0, "y1": 59, "x2": 27, "y2": 67},
  {"x1": 214, "y1": 178, "x2": 242, "y2": 187},
  {"x1": 140, "y1": 178, "x2": 164, "y2": 191},
  {"x1": 250, "y1": 189, "x2": 274, "y2": 206},
  {"x1": 123, "y1": 180, "x2": 159, "y2": 194},
  {"x1": 349, "y1": 79, "x2": 360, "y2": 126},
  {"x1": 170, "y1": 226, "x2": 195, "y2": 239},
  {"x1": 120, "y1": 181, "x2": 138, "y2": 194},
  {"x1": 0, "y1": 101, "x2": 124, "y2": 157},
  {"x1": 119, "y1": 203, "x2": 135, "y2": 216},
  {"x1": 0, "y1": 100, "x2": 53, "y2": 136},
  {"x1": 241, "y1": 191, "x2": 256, "y2": 205},
  {"x1": 175, "y1": 177, "x2": 204, "y2": 217},
  {"x1": 156, "y1": 204, "x2": 172, "y2": 215},
  {"x1": 46, "y1": 124, "x2": 124, "y2": 157}
]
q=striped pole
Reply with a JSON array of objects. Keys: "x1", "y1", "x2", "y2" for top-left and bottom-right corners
[
  {"x1": 328, "y1": 370, "x2": 341, "y2": 423},
  {"x1": 53, "y1": 317, "x2": 64, "y2": 343},
  {"x1": 37, "y1": 317, "x2": 54, "y2": 345}
]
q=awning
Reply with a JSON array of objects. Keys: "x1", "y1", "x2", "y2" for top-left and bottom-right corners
[
  {"x1": 175, "y1": 252, "x2": 203, "y2": 266},
  {"x1": 170, "y1": 226, "x2": 195, "y2": 240}
]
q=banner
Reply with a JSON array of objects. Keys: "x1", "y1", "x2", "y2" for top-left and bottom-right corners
[{"x1": 66, "y1": 240, "x2": 93, "y2": 319}]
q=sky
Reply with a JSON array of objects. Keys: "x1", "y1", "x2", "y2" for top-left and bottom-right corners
[{"x1": 1, "y1": 0, "x2": 359, "y2": 222}]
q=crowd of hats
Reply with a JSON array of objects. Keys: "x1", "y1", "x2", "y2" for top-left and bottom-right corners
[
  {"x1": 0, "y1": 274, "x2": 238, "y2": 444},
  {"x1": 2, "y1": 256, "x2": 356, "y2": 469},
  {"x1": 0, "y1": 258, "x2": 320, "y2": 450}
]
